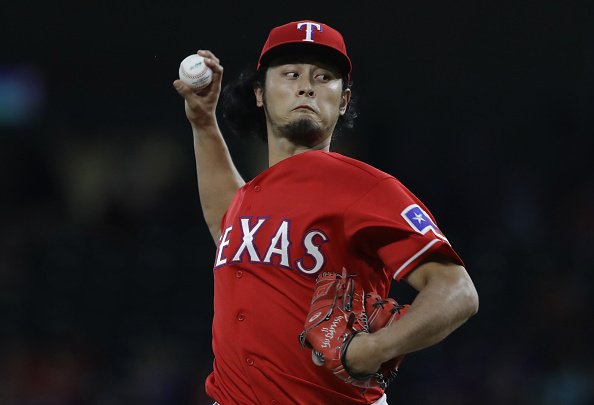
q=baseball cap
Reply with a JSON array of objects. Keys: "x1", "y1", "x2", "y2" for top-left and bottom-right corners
[{"x1": 257, "y1": 20, "x2": 352, "y2": 80}]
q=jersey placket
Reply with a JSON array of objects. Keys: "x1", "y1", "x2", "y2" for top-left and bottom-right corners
[{"x1": 236, "y1": 182, "x2": 266, "y2": 404}]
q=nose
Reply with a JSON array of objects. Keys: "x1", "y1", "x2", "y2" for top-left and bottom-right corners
[
  {"x1": 297, "y1": 78, "x2": 315, "y2": 97},
  {"x1": 298, "y1": 89, "x2": 315, "y2": 97}
]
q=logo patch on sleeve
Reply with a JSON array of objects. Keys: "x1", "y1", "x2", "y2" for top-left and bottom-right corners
[{"x1": 401, "y1": 204, "x2": 449, "y2": 242}]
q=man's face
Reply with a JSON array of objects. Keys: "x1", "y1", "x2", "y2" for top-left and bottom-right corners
[{"x1": 254, "y1": 58, "x2": 351, "y2": 146}]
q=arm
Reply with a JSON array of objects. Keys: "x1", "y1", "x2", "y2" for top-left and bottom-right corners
[
  {"x1": 345, "y1": 261, "x2": 479, "y2": 374},
  {"x1": 173, "y1": 50, "x2": 245, "y2": 243}
]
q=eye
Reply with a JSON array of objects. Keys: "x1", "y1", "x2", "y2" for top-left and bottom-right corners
[
  {"x1": 285, "y1": 72, "x2": 299, "y2": 79},
  {"x1": 315, "y1": 72, "x2": 335, "y2": 82}
]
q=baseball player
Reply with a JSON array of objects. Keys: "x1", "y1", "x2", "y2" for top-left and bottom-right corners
[{"x1": 173, "y1": 20, "x2": 479, "y2": 405}]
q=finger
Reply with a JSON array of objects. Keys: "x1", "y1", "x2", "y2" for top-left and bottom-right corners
[
  {"x1": 203, "y1": 57, "x2": 223, "y2": 75},
  {"x1": 172, "y1": 79, "x2": 195, "y2": 98},
  {"x1": 203, "y1": 58, "x2": 224, "y2": 93},
  {"x1": 198, "y1": 49, "x2": 220, "y2": 64}
]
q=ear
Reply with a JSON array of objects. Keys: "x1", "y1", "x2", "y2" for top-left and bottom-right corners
[
  {"x1": 339, "y1": 88, "x2": 351, "y2": 115},
  {"x1": 254, "y1": 86, "x2": 264, "y2": 108}
]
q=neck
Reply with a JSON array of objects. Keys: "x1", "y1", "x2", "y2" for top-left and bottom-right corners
[{"x1": 267, "y1": 132, "x2": 332, "y2": 167}]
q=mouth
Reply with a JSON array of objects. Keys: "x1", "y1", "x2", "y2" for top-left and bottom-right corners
[{"x1": 293, "y1": 105, "x2": 317, "y2": 113}]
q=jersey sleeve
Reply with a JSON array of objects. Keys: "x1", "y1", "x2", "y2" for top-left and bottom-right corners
[{"x1": 343, "y1": 177, "x2": 464, "y2": 281}]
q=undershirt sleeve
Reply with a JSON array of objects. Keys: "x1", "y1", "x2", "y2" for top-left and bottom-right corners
[{"x1": 343, "y1": 177, "x2": 464, "y2": 281}]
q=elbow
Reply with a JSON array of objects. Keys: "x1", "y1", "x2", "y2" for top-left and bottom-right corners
[
  {"x1": 445, "y1": 265, "x2": 479, "y2": 321},
  {"x1": 207, "y1": 223, "x2": 222, "y2": 245},
  {"x1": 462, "y1": 278, "x2": 479, "y2": 320},
  {"x1": 453, "y1": 265, "x2": 479, "y2": 320},
  {"x1": 468, "y1": 291, "x2": 479, "y2": 319},
  {"x1": 448, "y1": 266, "x2": 479, "y2": 322}
]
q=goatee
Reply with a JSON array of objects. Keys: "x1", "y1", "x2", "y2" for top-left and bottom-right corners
[{"x1": 277, "y1": 118, "x2": 325, "y2": 147}]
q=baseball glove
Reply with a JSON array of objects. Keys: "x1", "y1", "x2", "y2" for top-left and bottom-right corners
[
  {"x1": 298, "y1": 270, "x2": 410, "y2": 389},
  {"x1": 364, "y1": 292, "x2": 410, "y2": 388}
]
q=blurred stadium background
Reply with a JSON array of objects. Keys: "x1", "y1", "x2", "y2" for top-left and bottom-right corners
[{"x1": 1, "y1": 1, "x2": 593, "y2": 404}]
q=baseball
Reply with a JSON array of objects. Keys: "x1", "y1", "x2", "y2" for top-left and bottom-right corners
[{"x1": 179, "y1": 54, "x2": 213, "y2": 91}]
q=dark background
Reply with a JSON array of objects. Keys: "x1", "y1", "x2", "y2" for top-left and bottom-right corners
[{"x1": 1, "y1": 1, "x2": 593, "y2": 404}]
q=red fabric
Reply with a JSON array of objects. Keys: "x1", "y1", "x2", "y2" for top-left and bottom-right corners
[
  {"x1": 257, "y1": 20, "x2": 352, "y2": 78},
  {"x1": 343, "y1": 178, "x2": 464, "y2": 281},
  {"x1": 205, "y1": 150, "x2": 463, "y2": 404}
]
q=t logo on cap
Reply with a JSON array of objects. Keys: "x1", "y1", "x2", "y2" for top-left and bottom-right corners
[{"x1": 297, "y1": 22, "x2": 322, "y2": 42}]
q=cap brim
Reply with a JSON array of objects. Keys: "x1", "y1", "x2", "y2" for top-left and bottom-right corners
[{"x1": 259, "y1": 42, "x2": 351, "y2": 79}]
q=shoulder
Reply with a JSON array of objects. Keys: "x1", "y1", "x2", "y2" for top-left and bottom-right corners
[
  {"x1": 301, "y1": 151, "x2": 418, "y2": 202},
  {"x1": 316, "y1": 151, "x2": 395, "y2": 181}
]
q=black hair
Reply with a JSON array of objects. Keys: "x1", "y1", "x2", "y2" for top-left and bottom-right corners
[{"x1": 220, "y1": 66, "x2": 357, "y2": 143}]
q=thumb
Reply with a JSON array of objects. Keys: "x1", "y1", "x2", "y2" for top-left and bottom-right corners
[{"x1": 173, "y1": 80, "x2": 193, "y2": 98}]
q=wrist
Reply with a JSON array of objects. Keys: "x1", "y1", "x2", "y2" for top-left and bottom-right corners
[
  {"x1": 344, "y1": 332, "x2": 383, "y2": 376},
  {"x1": 191, "y1": 120, "x2": 220, "y2": 137},
  {"x1": 365, "y1": 332, "x2": 388, "y2": 369},
  {"x1": 372, "y1": 324, "x2": 403, "y2": 363}
]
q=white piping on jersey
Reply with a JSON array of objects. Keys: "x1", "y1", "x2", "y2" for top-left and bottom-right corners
[
  {"x1": 214, "y1": 394, "x2": 388, "y2": 405},
  {"x1": 372, "y1": 393, "x2": 389, "y2": 405},
  {"x1": 393, "y1": 239, "x2": 441, "y2": 279}
]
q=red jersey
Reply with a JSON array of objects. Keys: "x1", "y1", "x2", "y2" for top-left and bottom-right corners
[{"x1": 205, "y1": 151, "x2": 463, "y2": 404}]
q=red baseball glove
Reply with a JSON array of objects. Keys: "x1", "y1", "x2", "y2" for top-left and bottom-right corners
[
  {"x1": 299, "y1": 270, "x2": 409, "y2": 389},
  {"x1": 364, "y1": 292, "x2": 410, "y2": 388}
]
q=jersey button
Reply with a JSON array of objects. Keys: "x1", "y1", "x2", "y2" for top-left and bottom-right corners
[
  {"x1": 271, "y1": 401, "x2": 279, "y2": 405},
  {"x1": 235, "y1": 270, "x2": 243, "y2": 278},
  {"x1": 246, "y1": 358, "x2": 254, "y2": 366},
  {"x1": 237, "y1": 313, "x2": 246, "y2": 321},
  {"x1": 254, "y1": 185, "x2": 261, "y2": 192}
]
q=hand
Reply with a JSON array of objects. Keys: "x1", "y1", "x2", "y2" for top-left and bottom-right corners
[
  {"x1": 173, "y1": 50, "x2": 224, "y2": 129},
  {"x1": 344, "y1": 332, "x2": 383, "y2": 377}
]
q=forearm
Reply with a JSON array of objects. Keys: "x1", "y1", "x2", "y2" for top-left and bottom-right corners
[
  {"x1": 346, "y1": 264, "x2": 478, "y2": 375},
  {"x1": 173, "y1": 51, "x2": 245, "y2": 243},
  {"x1": 192, "y1": 122, "x2": 245, "y2": 242},
  {"x1": 373, "y1": 268, "x2": 478, "y2": 361}
]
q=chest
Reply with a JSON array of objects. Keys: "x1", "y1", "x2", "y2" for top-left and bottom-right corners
[{"x1": 214, "y1": 184, "x2": 348, "y2": 275}]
